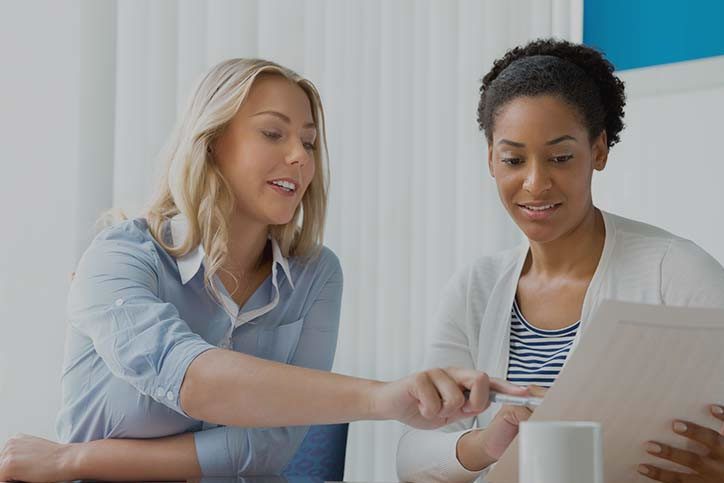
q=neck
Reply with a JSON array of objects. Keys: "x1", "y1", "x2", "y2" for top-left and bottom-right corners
[
  {"x1": 225, "y1": 213, "x2": 270, "y2": 274},
  {"x1": 525, "y1": 205, "x2": 605, "y2": 278}
]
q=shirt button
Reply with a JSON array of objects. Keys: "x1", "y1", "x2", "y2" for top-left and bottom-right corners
[
  {"x1": 166, "y1": 391, "x2": 175, "y2": 401},
  {"x1": 155, "y1": 387, "x2": 165, "y2": 398},
  {"x1": 115, "y1": 298, "x2": 124, "y2": 306}
]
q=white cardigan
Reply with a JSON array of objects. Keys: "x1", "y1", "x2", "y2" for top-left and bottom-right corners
[{"x1": 396, "y1": 211, "x2": 724, "y2": 482}]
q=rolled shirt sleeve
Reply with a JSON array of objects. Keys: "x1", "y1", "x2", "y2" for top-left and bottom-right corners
[
  {"x1": 193, "y1": 247, "x2": 344, "y2": 476},
  {"x1": 67, "y1": 221, "x2": 215, "y2": 416}
]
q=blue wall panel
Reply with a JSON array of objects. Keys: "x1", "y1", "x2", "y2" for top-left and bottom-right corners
[{"x1": 584, "y1": 0, "x2": 724, "y2": 70}]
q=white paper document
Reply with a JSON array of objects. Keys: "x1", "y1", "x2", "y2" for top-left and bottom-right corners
[{"x1": 487, "y1": 301, "x2": 724, "y2": 483}]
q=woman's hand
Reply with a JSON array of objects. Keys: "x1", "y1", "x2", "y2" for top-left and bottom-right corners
[
  {"x1": 370, "y1": 368, "x2": 529, "y2": 430},
  {"x1": 0, "y1": 433, "x2": 77, "y2": 483},
  {"x1": 638, "y1": 404, "x2": 724, "y2": 482},
  {"x1": 482, "y1": 385, "x2": 547, "y2": 459},
  {"x1": 457, "y1": 385, "x2": 547, "y2": 471}
]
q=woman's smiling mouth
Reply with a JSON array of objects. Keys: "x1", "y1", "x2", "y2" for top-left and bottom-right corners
[
  {"x1": 267, "y1": 178, "x2": 298, "y2": 196},
  {"x1": 517, "y1": 202, "x2": 562, "y2": 220}
]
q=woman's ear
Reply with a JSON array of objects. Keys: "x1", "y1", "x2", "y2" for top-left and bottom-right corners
[
  {"x1": 488, "y1": 145, "x2": 495, "y2": 178},
  {"x1": 592, "y1": 131, "x2": 608, "y2": 171},
  {"x1": 207, "y1": 131, "x2": 224, "y2": 157}
]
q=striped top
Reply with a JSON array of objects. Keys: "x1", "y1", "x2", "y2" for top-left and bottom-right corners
[{"x1": 506, "y1": 299, "x2": 580, "y2": 388}]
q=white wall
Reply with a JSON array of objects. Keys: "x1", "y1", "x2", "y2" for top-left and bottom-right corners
[
  {"x1": 594, "y1": 57, "x2": 724, "y2": 266},
  {"x1": 0, "y1": 0, "x2": 81, "y2": 440},
  {"x1": 0, "y1": 0, "x2": 115, "y2": 442}
]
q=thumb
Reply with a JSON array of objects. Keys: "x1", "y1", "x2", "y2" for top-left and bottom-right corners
[{"x1": 526, "y1": 384, "x2": 548, "y2": 398}]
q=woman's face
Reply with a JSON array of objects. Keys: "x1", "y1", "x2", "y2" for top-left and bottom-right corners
[
  {"x1": 488, "y1": 95, "x2": 608, "y2": 244},
  {"x1": 213, "y1": 74, "x2": 317, "y2": 228}
]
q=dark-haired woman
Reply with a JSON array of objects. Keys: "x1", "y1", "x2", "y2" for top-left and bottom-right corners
[{"x1": 396, "y1": 39, "x2": 724, "y2": 483}]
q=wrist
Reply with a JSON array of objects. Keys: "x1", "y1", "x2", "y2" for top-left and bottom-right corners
[
  {"x1": 364, "y1": 379, "x2": 387, "y2": 421},
  {"x1": 456, "y1": 429, "x2": 497, "y2": 472},
  {"x1": 57, "y1": 442, "x2": 85, "y2": 480}
]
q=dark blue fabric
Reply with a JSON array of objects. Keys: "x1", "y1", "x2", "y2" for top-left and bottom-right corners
[{"x1": 282, "y1": 424, "x2": 348, "y2": 481}]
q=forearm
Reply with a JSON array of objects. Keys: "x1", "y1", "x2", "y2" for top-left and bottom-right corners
[
  {"x1": 456, "y1": 429, "x2": 496, "y2": 472},
  {"x1": 65, "y1": 423, "x2": 306, "y2": 481},
  {"x1": 180, "y1": 348, "x2": 380, "y2": 427},
  {"x1": 66, "y1": 432, "x2": 200, "y2": 481}
]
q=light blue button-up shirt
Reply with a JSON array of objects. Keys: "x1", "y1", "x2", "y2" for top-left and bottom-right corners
[{"x1": 55, "y1": 217, "x2": 343, "y2": 476}]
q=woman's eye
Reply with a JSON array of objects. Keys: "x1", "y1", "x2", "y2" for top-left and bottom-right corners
[
  {"x1": 502, "y1": 157, "x2": 522, "y2": 166},
  {"x1": 552, "y1": 154, "x2": 573, "y2": 163},
  {"x1": 303, "y1": 141, "x2": 316, "y2": 151},
  {"x1": 262, "y1": 130, "x2": 282, "y2": 140}
]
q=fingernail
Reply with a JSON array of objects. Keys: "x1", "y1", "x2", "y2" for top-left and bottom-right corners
[
  {"x1": 637, "y1": 465, "x2": 650, "y2": 475},
  {"x1": 673, "y1": 421, "x2": 687, "y2": 433},
  {"x1": 646, "y1": 442, "x2": 662, "y2": 454},
  {"x1": 462, "y1": 400, "x2": 480, "y2": 414},
  {"x1": 712, "y1": 405, "x2": 724, "y2": 415}
]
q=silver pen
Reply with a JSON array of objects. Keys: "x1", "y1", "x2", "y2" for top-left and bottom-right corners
[
  {"x1": 489, "y1": 391, "x2": 543, "y2": 408},
  {"x1": 464, "y1": 390, "x2": 543, "y2": 408}
]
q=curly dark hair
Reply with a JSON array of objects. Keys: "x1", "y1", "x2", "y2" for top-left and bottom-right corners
[{"x1": 477, "y1": 38, "x2": 626, "y2": 149}]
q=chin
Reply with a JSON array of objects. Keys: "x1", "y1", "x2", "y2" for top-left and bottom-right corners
[
  {"x1": 266, "y1": 212, "x2": 296, "y2": 227},
  {"x1": 515, "y1": 220, "x2": 563, "y2": 244},
  {"x1": 523, "y1": 231, "x2": 562, "y2": 244}
]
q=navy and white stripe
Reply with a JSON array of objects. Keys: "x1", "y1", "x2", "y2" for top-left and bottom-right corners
[{"x1": 506, "y1": 299, "x2": 580, "y2": 388}]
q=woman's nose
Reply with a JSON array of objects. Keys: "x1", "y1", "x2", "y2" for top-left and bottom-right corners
[
  {"x1": 522, "y1": 161, "x2": 552, "y2": 195},
  {"x1": 285, "y1": 139, "x2": 310, "y2": 167}
]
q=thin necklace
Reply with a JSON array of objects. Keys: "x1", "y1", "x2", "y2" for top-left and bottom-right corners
[{"x1": 224, "y1": 243, "x2": 272, "y2": 301}]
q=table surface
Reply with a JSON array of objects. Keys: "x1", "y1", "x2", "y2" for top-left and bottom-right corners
[
  {"x1": 68, "y1": 478, "x2": 395, "y2": 483},
  {"x1": 187, "y1": 478, "x2": 394, "y2": 483}
]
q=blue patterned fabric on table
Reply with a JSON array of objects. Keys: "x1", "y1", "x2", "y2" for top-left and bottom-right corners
[{"x1": 282, "y1": 423, "x2": 349, "y2": 481}]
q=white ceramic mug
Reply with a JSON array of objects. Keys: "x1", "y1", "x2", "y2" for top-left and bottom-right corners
[{"x1": 519, "y1": 421, "x2": 603, "y2": 483}]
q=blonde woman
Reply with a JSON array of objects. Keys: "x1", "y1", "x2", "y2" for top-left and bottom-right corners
[{"x1": 0, "y1": 59, "x2": 525, "y2": 482}]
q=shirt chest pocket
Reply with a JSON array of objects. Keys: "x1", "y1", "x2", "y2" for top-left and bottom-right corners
[{"x1": 257, "y1": 318, "x2": 304, "y2": 364}]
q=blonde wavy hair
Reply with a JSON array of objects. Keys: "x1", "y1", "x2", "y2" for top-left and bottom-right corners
[{"x1": 145, "y1": 58, "x2": 329, "y2": 300}]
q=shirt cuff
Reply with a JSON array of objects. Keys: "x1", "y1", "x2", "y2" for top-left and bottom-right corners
[
  {"x1": 154, "y1": 340, "x2": 215, "y2": 416},
  {"x1": 194, "y1": 426, "x2": 235, "y2": 476}
]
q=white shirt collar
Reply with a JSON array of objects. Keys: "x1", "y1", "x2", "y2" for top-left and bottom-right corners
[{"x1": 169, "y1": 214, "x2": 294, "y2": 289}]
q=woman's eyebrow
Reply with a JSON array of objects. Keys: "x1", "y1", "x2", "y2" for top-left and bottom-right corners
[
  {"x1": 253, "y1": 110, "x2": 316, "y2": 129},
  {"x1": 546, "y1": 135, "x2": 576, "y2": 145},
  {"x1": 497, "y1": 139, "x2": 525, "y2": 147},
  {"x1": 496, "y1": 135, "x2": 576, "y2": 148}
]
